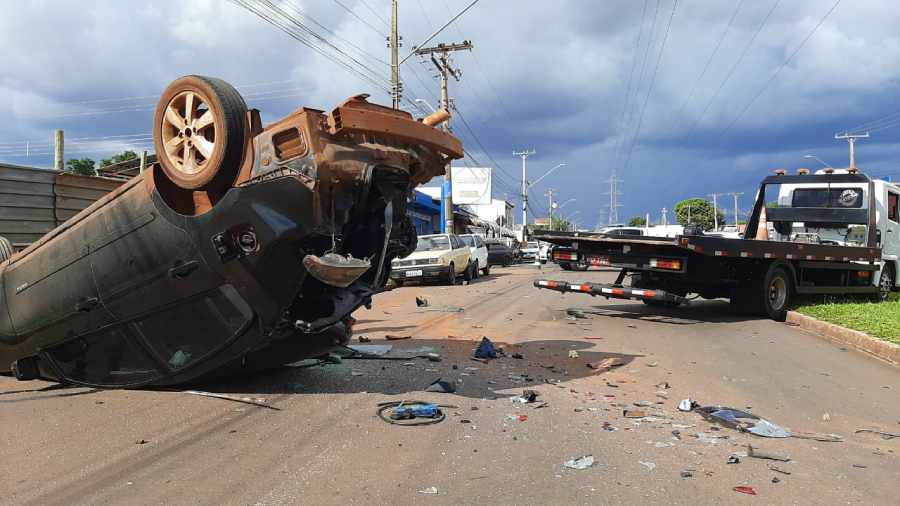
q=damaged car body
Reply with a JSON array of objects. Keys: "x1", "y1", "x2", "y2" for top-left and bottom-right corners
[{"x1": 0, "y1": 75, "x2": 462, "y2": 387}]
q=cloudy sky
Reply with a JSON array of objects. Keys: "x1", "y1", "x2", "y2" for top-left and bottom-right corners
[{"x1": 2, "y1": 0, "x2": 899, "y2": 228}]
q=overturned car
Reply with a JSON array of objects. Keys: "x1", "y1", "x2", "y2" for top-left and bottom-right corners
[{"x1": 0, "y1": 75, "x2": 462, "y2": 387}]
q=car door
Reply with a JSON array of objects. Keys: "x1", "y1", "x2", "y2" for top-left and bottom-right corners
[
  {"x1": 884, "y1": 187, "x2": 900, "y2": 268},
  {"x1": 450, "y1": 235, "x2": 467, "y2": 273},
  {"x1": 474, "y1": 236, "x2": 488, "y2": 266}
]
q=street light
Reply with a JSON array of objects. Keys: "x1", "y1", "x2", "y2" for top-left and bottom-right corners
[
  {"x1": 529, "y1": 163, "x2": 567, "y2": 188},
  {"x1": 803, "y1": 154, "x2": 834, "y2": 170},
  {"x1": 556, "y1": 198, "x2": 576, "y2": 210},
  {"x1": 414, "y1": 98, "x2": 437, "y2": 113}
]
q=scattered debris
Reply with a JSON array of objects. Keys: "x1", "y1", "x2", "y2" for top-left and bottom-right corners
[
  {"x1": 135, "y1": 439, "x2": 149, "y2": 445},
  {"x1": 733, "y1": 486, "x2": 757, "y2": 496},
  {"x1": 852, "y1": 464, "x2": 868, "y2": 469},
  {"x1": 587, "y1": 357, "x2": 626, "y2": 371},
  {"x1": 511, "y1": 352, "x2": 524, "y2": 360},
  {"x1": 181, "y1": 390, "x2": 280, "y2": 410},
  {"x1": 584, "y1": 336, "x2": 605, "y2": 340},
  {"x1": 772, "y1": 477, "x2": 781, "y2": 484},
  {"x1": 695, "y1": 432, "x2": 726, "y2": 444},
  {"x1": 415, "y1": 295, "x2": 429, "y2": 307},
  {"x1": 568, "y1": 350, "x2": 580, "y2": 359},
  {"x1": 623, "y1": 409, "x2": 647, "y2": 419},
  {"x1": 727, "y1": 455, "x2": 741, "y2": 464},
  {"x1": 425, "y1": 378, "x2": 457, "y2": 394},
  {"x1": 695, "y1": 406, "x2": 789, "y2": 438},
  {"x1": 348, "y1": 344, "x2": 393, "y2": 356},
  {"x1": 822, "y1": 412, "x2": 831, "y2": 422},
  {"x1": 358, "y1": 335, "x2": 371, "y2": 343},
  {"x1": 564, "y1": 455, "x2": 595, "y2": 470},
  {"x1": 418, "y1": 487, "x2": 439, "y2": 495},
  {"x1": 418, "y1": 305, "x2": 464, "y2": 312},
  {"x1": 602, "y1": 422, "x2": 618, "y2": 432},
  {"x1": 680, "y1": 470, "x2": 694, "y2": 478},
  {"x1": 385, "y1": 334, "x2": 412, "y2": 341},
  {"x1": 747, "y1": 445, "x2": 790, "y2": 462},
  {"x1": 323, "y1": 353, "x2": 343, "y2": 364},
  {"x1": 678, "y1": 399, "x2": 697, "y2": 412},
  {"x1": 791, "y1": 431, "x2": 843, "y2": 442},
  {"x1": 566, "y1": 309, "x2": 588, "y2": 319},
  {"x1": 768, "y1": 465, "x2": 791, "y2": 475},
  {"x1": 855, "y1": 428, "x2": 900, "y2": 440},
  {"x1": 474, "y1": 337, "x2": 498, "y2": 359},
  {"x1": 639, "y1": 461, "x2": 656, "y2": 471},
  {"x1": 633, "y1": 400, "x2": 653, "y2": 407},
  {"x1": 646, "y1": 361, "x2": 659, "y2": 367},
  {"x1": 655, "y1": 382, "x2": 670, "y2": 389},
  {"x1": 511, "y1": 390, "x2": 539, "y2": 404}
]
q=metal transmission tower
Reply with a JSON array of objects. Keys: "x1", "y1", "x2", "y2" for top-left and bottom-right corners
[
  {"x1": 389, "y1": 0, "x2": 402, "y2": 108},
  {"x1": 513, "y1": 149, "x2": 536, "y2": 236},
  {"x1": 834, "y1": 131, "x2": 869, "y2": 170},
  {"x1": 604, "y1": 173, "x2": 623, "y2": 225},
  {"x1": 415, "y1": 40, "x2": 473, "y2": 233}
]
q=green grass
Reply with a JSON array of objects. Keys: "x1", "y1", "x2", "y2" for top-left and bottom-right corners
[{"x1": 796, "y1": 294, "x2": 900, "y2": 345}]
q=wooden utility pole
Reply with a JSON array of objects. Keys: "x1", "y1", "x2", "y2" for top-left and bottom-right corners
[
  {"x1": 415, "y1": 40, "x2": 473, "y2": 234},
  {"x1": 54, "y1": 130, "x2": 64, "y2": 171},
  {"x1": 389, "y1": 0, "x2": 401, "y2": 109}
]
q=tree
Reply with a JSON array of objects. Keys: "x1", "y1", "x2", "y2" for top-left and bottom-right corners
[
  {"x1": 627, "y1": 216, "x2": 647, "y2": 227},
  {"x1": 65, "y1": 158, "x2": 96, "y2": 176},
  {"x1": 674, "y1": 198, "x2": 725, "y2": 231},
  {"x1": 100, "y1": 150, "x2": 138, "y2": 167},
  {"x1": 551, "y1": 215, "x2": 572, "y2": 231}
]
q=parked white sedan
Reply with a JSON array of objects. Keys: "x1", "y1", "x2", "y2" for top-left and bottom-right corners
[{"x1": 460, "y1": 234, "x2": 490, "y2": 277}]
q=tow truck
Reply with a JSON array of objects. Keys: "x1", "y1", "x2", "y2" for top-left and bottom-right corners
[{"x1": 535, "y1": 169, "x2": 899, "y2": 320}]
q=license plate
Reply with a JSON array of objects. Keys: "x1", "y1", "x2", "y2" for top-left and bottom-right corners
[
  {"x1": 588, "y1": 256, "x2": 610, "y2": 266},
  {"x1": 405, "y1": 269, "x2": 423, "y2": 277}
]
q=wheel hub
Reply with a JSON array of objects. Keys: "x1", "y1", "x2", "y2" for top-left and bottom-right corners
[{"x1": 161, "y1": 91, "x2": 217, "y2": 176}]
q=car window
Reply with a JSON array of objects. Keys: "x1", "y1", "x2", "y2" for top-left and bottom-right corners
[
  {"x1": 460, "y1": 235, "x2": 475, "y2": 247},
  {"x1": 792, "y1": 187, "x2": 863, "y2": 208},
  {"x1": 526, "y1": 241, "x2": 538, "y2": 248},
  {"x1": 889, "y1": 192, "x2": 899, "y2": 222},
  {"x1": 417, "y1": 235, "x2": 450, "y2": 251},
  {"x1": 475, "y1": 236, "x2": 484, "y2": 247},
  {"x1": 46, "y1": 326, "x2": 162, "y2": 386},
  {"x1": 449, "y1": 235, "x2": 458, "y2": 249},
  {"x1": 132, "y1": 285, "x2": 253, "y2": 371}
]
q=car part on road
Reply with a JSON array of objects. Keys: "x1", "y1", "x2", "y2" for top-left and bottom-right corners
[
  {"x1": 855, "y1": 428, "x2": 900, "y2": 440},
  {"x1": 747, "y1": 445, "x2": 791, "y2": 462},
  {"x1": 563, "y1": 455, "x2": 595, "y2": 470},
  {"x1": 695, "y1": 406, "x2": 790, "y2": 438},
  {"x1": 733, "y1": 486, "x2": 757, "y2": 496},
  {"x1": 377, "y1": 400, "x2": 452, "y2": 426},
  {"x1": 424, "y1": 378, "x2": 456, "y2": 393},
  {"x1": 180, "y1": 390, "x2": 280, "y2": 410},
  {"x1": 385, "y1": 334, "x2": 412, "y2": 341},
  {"x1": 511, "y1": 389, "x2": 539, "y2": 404},
  {"x1": 415, "y1": 295, "x2": 429, "y2": 307}
]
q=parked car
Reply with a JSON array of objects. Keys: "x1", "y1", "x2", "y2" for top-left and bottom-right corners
[
  {"x1": 520, "y1": 240, "x2": 540, "y2": 262},
  {"x1": 0, "y1": 75, "x2": 463, "y2": 387},
  {"x1": 484, "y1": 238, "x2": 514, "y2": 266},
  {"x1": 390, "y1": 233, "x2": 471, "y2": 285},
  {"x1": 538, "y1": 242, "x2": 551, "y2": 264},
  {"x1": 460, "y1": 234, "x2": 490, "y2": 277}
]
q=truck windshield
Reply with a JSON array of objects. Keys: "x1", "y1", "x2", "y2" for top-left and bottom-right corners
[
  {"x1": 417, "y1": 236, "x2": 450, "y2": 251},
  {"x1": 792, "y1": 187, "x2": 863, "y2": 208}
]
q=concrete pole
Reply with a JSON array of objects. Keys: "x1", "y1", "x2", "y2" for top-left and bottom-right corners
[
  {"x1": 439, "y1": 54, "x2": 454, "y2": 234},
  {"x1": 54, "y1": 129, "x2": 64, "y2": 171},
  {"x1": 390, "y1": 0, "x2": 400, "y2": 109},
  {"x1": 139, "y1": 150, "x2": 147, "y2": 174}
]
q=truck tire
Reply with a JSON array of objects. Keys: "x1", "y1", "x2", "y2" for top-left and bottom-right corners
[
  {"x1": 875, "y1": 264, "x2": 894, "y2": 302},
  {"x1": 759, "y1": 264, "x2": 792, "y2": 321},
  {"x1": 153, "y1": 75, "x2": 248, "y2": 191},
  {"x1": 0, "y1": 235, "x2": 13, "y2": 262}
]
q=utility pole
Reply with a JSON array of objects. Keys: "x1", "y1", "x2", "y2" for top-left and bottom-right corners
[
  {"x1": 415, "y1": 40, "x2": 473, "y2": 234},
  {"x1": 389, "y1": 0, "x2": 401, "y2": 109},
  {"x1": 728, "y1": 192, "x2": 744, "y2": 226},
  {"x1": 834, "y1": 131, "x2": 869, "y2": 170},
  {"x1": 661, "y1": 207, "x2": 668, "y2": 226},
  {"x1": 546, "y1": 188, "x2": 556, "y2": 228},
  {"x1": 139, "y1": 150, "x2": 148, "y2": 174},
  {"x1": 708, "y1": 193, "x2": 720, "y2": 230},
  {"x1": 54, "y1": 129, "x2": 64, "y2": 171},
  {"x1": 604, "y1": 173, "x2": 623, "y2": 225},
  {"x1": 513, "y1": 149, "x2": 535, "y2": 239}
]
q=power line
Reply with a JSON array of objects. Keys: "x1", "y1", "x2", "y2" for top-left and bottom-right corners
[
  {"x1": 611, "y1": 0, "x2": 649, "y2": 175},
  {"x1": 359, "y1": 0, "x2": 390, "y2": 28},
  {"x1": 684, "y1": 0, "x2": 780, "y2": 137},
  {"x1": 621, "y1": 0, "x2": 678, "y2": 173},
  {"x1": 331, "y1": 0, "x2": 388, "y2": 37},
  {"x1": 399, "y1": 0, "x2": 480, "y2": 65},
  {"x1": 721, "y1": 0, "x2": 841, "y2": 136}
]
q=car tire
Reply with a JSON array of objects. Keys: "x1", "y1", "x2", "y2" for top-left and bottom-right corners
[
  {"x1": 0, "y1": 235, "x2": 13, "y2": 262},
  {"x1": 447, "y1": 263, "x2": 457, "y2": 285},
  {"x1": 482, "y1": 264, "x2": 490, "y2": 276},
  {"x1": 153, "y1": 75, "x2": 248, "y2": 191},
  {"x1": 464, "y1": 262, "x2": 474, "y2": 281}
]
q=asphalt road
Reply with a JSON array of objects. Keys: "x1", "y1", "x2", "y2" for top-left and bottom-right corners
[{"x1": 1, "y1": 263, "x2": 898, "y2": 505}]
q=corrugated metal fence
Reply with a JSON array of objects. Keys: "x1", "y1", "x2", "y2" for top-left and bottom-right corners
[{"x1": 0, "y1": 163, "x2": 123, "y2": 248}]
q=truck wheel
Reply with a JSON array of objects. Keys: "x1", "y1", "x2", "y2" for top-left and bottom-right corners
[
  {"x1": 482, "y1": 263, "x2": 490, "y2": 276},
  {"x1": 875, "y1": 264, "x2": 894, "y2": 302},
  {"x1": 760, "y1": 265, "x2": 792, "y2": 321},
  {"x1": 447, "y1": 263, "x2": 457, "y2": 285},
  {"x1": 153, "y1": 75, "x2": 247, "y2": 191},
  {"x1": 0, "y1": 235, "x2": 12, "y2": 262}
]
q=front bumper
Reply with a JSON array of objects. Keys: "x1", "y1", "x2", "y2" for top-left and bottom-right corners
[{"x1": 391, "y1": 264, "x2": 446, "y2": 280}]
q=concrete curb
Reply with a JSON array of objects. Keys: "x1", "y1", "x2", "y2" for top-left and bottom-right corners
[{"x1": 786, "y1": 311, "x2": 900, "y2": 365}]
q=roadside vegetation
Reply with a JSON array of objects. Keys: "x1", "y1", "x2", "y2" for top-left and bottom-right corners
[{"x1": 796, "y1": 294, "x2": 900, "y2": 345}]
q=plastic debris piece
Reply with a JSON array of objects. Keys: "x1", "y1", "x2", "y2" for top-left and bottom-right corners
[
  {"x1": 772, "y1": 477, "x2": 781, "y2": 484},
  {"x1": 623, "y1": 409, "x2": 647, "y2": 419},
  {"x1": 512, "y1": 390, "x2": 539, "y2": 404},
  {"x1": 633, "y1": 400, "x2": 652, "y2": 407},
  {"x1": 587, "y1": 357, "x2": 625, "y2": 371},
  {"x1": 348, "y1": 344, "x2": 393, "y2": 356},
  {"x1": 602, "y1": 422, "x2": 617, "y2": 432},
  {"x1": 747, "y1": 445, "x2": 790, "y2": 462},
  {"x1": 791, "y1": 431, "x2": 842, "y2": 442},
  {"x1": 822, "y1": 412, "x2": 831, "y2": 421},
  {"x1": 416, "y1": 296, "x2": 429, "y2": 307},
  {"x1": 727, "y1": 455, "x2": 740, "y2": 464},
  {"x1": 425, "y1": 378, "x2": 457, "y2": 393},
  {"x1": 566, "y1": 309, "x2": 588, "y2": 319},
  {"x1": 695, "y1": 405, "x2": 789, "y2": 438},
  {"x1": 639, "y1": 461, "x2": 656, "y2": 471},
  {"x1": 518, "y1": 414, "x2": 528, "y2": 422},
  {"x1": 564, "y1": 455, "x2": 595, "y2": 470},
  {"x1": 733, "y1": 486, "x2": 757, "y2": 496},
  {"x1": 511, "y1": 352, "x2": 524, "y2": 359},
  {"x1": 748, "y1": 419, "x2": 790, "y2": 438},
  {"x1": 182, "y1": 390, "x2": 280, "y2": 410},
  {"x1": 418, "y1": 487, "x2": 439, "y2": 495},
  {"x1": 385, "y1": 334, "x2": 412, "y2": 341},
  {"x1": 474, "y1": 337, "x2": 498, "y2": 359},
  {"x1": 695, "y1": 432, "x2": 724, "y2": 444},
  {"x1": 358, "y1": 335, "x2": 371, "y2": 343},
  {"x1": 768, "y1": 465, "x2": 791, "y2": 475},
  {"x1": 681, "y1": 470, "x2": 693, "y2": 478},
  {"x1": 678, "y1": 399, "x2": 696, "y2": 412},
  {"x1": 855, "y1": 428, "x2": 900, "y2": 440},
  {"x1": 646, "y1": 361, "x2": 659, "y2": 367},
  {"x1": 568, "y1": 350, "x2": 580, "y2": 359}
]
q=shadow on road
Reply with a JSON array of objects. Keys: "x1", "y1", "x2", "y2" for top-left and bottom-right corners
[
  {"x1": 564, "y1": 300, "x2": 764, "y2": 325},
  {"x1": 198, "y1": 338, "x2": 642, "y2": 401}
]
